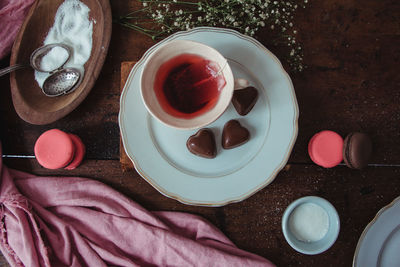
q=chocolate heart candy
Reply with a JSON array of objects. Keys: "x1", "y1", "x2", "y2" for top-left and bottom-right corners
[
  {"x1": 343, "y1": 132, "x2": 372, "y2": 169},
  {"x1": 187, "y1": 129, "x2": 217, "y2": 158},
  {"x1": 222, "y1": 120, "x2": 250, "y2": 149},
  {"x1": 232, "y1": 86, "x2": 259, "y2": 116}
]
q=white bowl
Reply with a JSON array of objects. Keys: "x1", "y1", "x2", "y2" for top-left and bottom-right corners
[{"x1": 282, "y1": 196, "x2": 340, "y2": 255}]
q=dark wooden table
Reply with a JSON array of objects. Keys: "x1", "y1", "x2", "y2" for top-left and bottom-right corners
[{"x1": 1, "y1": 0, "x2": 399, "y2": 266}]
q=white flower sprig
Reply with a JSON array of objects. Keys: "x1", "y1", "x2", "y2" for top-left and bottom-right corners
[{"x1": 116, "y1": 0, "x2": 308, "y2": 72}]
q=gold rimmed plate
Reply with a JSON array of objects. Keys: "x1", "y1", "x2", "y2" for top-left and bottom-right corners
[
  {"x1": 119, "y1": 27, "x2": 299, "y2": 206},
  {"x1": 353, "y1": 196, "x2": 400, "y2": 267}
]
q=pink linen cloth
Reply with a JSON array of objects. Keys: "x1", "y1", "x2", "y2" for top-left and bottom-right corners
[
  {"x1": 0, "y1": 0, "x2": 35, "y2": 59},
  {"x1": 0, "y1": 143, "x2": 275, "y2": 267}
]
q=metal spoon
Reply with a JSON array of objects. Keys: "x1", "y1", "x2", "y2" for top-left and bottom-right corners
[
  {"x1": 34, "y1": 44, "x2": 83, "y2": 96},
  {"x1": 0, "y1": 43, "x2": 71, "y2": 75},
  {"x1": 31, "y1": 43, "x2": 72, "y2": 72},
  {"x1": 42, "y1": 68, "x2": 82, "y2": 97},
  {"x1": 0, "y1": 43, "x2": 83, "y2": 97}
]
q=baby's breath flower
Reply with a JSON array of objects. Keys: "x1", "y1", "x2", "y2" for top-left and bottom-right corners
[{"x1": 118, "y1": 0, "x2": 308, "y2": 72}]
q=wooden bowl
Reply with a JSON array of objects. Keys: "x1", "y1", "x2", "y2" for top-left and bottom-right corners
[{"x1": 10, "y1": 0, "x2": 112, "y2": 125}]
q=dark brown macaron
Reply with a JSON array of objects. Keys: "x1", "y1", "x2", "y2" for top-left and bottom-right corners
[
  {"x1": 232, "y1": 86, "x2": 259, "y2": 116},
  {"x1": 343, "y1": 132, "x2": 372, "y2": 169},
  {"x1": 222, "y1": 120, "x2": 250, "y2": 149},
  {"x1": 186, "y1": 129, "x2": 217, "y2": 159}
]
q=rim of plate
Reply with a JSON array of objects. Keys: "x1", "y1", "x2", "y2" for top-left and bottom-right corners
[
  {"x1": 119, "y1": 27, "x2": 299, "y2": 206},
  {"x1": 352, "y1": 195, "x2": 400, "y2": 266}
]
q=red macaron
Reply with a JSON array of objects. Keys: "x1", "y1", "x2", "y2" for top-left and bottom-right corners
[
  {"x1": 34, "y1": 129, "x2": 85, "y2": 170},
  {"x1": 308, "y1": 130, "x2": 344, "y2": 168},
  {"x1": 64, "y1": 134, "x2": 86, "y2": 170}
]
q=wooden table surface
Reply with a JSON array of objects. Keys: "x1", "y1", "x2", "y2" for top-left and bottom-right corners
[{"x1": 1, "y1": 0, "x2": 400, "y2": 266}]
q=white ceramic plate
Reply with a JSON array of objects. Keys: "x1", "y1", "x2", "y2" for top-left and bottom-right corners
[
  {"x1": 119, "y1": 27, "x2": 298, "y2": 206},
  {"x1": 353, "y1": 196, "x2": 400, "y2": 267}
]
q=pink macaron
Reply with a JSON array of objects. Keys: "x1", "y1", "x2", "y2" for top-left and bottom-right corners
[
  {"x1": 64, "y1": 134, "x2": 86, "y2": 170},
  {"x1": 308, "y1": 130, "x2": 344, "y2": 168},
  {"x1": 34, "y1": 129, "x2": 86, "y2": 170},
  {"x1": 34, "y1": 129, "x2": 75, "y2": 169}
]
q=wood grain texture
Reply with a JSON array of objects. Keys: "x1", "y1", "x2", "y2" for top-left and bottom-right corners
[
  {"x1": 0, "y1": 0, "x2": 400, "y2": 266},
  {"x1": 280, "y1": 0, "x2": 400, "y2": 164},
  {"x1": 9, "y1": 0, "x2": 112, "y2": 125},
  {"x1": 1, "y1": 0, "x2": 400, "y2": 164},
  {"x1": 120, "y1": 61, "x2": 136, "y2": 171}
]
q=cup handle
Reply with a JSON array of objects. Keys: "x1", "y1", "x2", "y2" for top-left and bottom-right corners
[{"x1": 234, "y1": 78, "x2": 249, "y2": 90}]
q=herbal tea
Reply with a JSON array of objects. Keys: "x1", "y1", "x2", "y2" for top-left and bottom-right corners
[{"x1": 154, "y1": 54, "x2": 226, "y2": 118}]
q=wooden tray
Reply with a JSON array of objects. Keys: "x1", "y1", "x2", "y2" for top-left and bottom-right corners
[
  {"x1": 10, "y1": 0, "x2": 112, "y2": 125},
  {"x1": 120, "y1": 61, "x2": 136, "y2": 171}
]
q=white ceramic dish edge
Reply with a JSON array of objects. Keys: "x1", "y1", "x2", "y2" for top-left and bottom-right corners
[{"x1": 352, "y1": 195, "x2": 400, "y2": 266}]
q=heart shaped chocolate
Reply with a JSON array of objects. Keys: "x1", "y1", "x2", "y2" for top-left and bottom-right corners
[
  {"x1": 222, "y1": 120, "x2": 250, "y2": 149},
  {"x1": 232, "y1": 86, "x2": 258, "y2": 116},
  {"x1": 186, "y1": 129, "x2": 217, "y2": 158}
]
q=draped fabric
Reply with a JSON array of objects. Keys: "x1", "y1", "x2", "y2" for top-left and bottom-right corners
[
  {"x1": 0, "y1": 143, "x2": 274, "y2": 267},
  {"x1": 0, "y1": 0, "x2": 35, "y2": 59}
]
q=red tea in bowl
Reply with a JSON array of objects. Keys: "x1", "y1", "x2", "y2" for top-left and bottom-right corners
[{"x1": 154, "y1": 54, "x2": 226, "y2": 119}]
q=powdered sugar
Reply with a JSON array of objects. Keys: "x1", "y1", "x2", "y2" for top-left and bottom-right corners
[
  {"x1": 35, "y1": 0, "x2": 93, "y2": 88},
  {"x1": 39, "y1": 46, "x2": 69, "y2": 72},
  {"x1": 288, "y1": 202, "x2": 329, "y2": 242}
]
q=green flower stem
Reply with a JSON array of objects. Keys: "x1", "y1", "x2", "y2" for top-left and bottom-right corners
[
  {"x1": 140, "y1": 0, "x2": 199, "y2": 5},
  {"x1": 117, "y1": 22, "x2": 157, "y2": 38},
  {"x1": 122, "y1": 22, "x2": 158, "y2": 33},
  {"x1": 118, "y1": 7, "x2": 151, "y2": 19},
  {"x1": 179, "y1": 10, "x2": 202, "y2": 14},
  {"x1": 115, "y1": 0, "x2": 307, "y2": 72},
  {"x1": 122, "y1": 16, "x2": 148, "y2": 20},
  {"x1": 160, "y1": 23, "x2": 173, "y2": 30}
]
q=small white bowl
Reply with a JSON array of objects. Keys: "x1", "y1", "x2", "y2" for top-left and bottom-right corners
[{"x1": 282, "y1": 196, "x2": 340, "y2": 255}]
